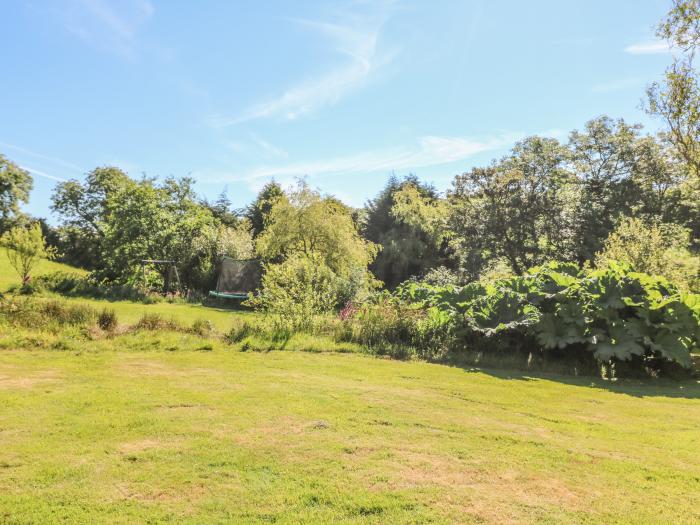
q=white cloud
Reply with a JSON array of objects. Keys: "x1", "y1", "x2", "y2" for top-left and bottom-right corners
[
  {"x1": 0, "y1": 142, "x2": 84, "y2": 172},
  {"x1": 210, "y1": 132, "x2": 520, "y2": 183},
  {"x1": 250, "y1": 134, "x2": 288, "y2": 158},
  {"x1": 50, "y1": 0, "x2": 154, "y2": 58},
  {"x1": 210, "y1": 3, "x2": 397, "y2": 126},
  {"x1": 624, "y1": 41, "x2": 671, "y2": 55},
  {"x1": 21, "y1": 166, "x2": 68, "y2": 182}
]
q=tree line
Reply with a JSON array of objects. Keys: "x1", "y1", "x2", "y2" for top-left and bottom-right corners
[{"x1": 0, "y1": 0, "x2": 697, "y2": 309}]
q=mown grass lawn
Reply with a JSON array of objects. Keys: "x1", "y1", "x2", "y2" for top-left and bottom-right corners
[{"x1": 1, "y1": 340, "x2": 699, "y2": 524}]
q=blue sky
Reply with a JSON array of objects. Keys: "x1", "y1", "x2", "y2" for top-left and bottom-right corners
[{"x1": 1, "y1": 0, "x2": 675, "y2": 221}]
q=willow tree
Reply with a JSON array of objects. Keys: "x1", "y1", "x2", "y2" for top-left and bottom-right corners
[{"x1": 254, "y1": 181, "x2": 378, "y2": 317}]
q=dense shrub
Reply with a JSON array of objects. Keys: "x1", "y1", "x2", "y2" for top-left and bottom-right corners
[
  {"x1": 33, "y1": 271, "x2": 168, "y2": 303},
  {"x1": 595, "y1": 218, "x2": 700, "y2": 292},
  {"x1": 338, "y1": 291, "x2": 458, "y2": 360},
  {"x1": 345, "y1": 262, "x2": 700, "y2": 377},
  {"x1": 247, "y1": 254, "x2": 346, "y2": 331},
  {"x1": 190, "y1": 319, "x2": 215, "y2": 336},
  {"x1": 0, "y1": 297, "x2": 97, "y2": 328}
]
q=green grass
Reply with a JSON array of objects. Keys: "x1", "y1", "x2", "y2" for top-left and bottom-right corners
[
  {"x1": 1, "y1": 332, "x2": 699, "y2": 524},
  {"x1": 54, "y1": 295, "x2": 255, "y2": 331},
  {"x1": 0, "y1": 251, "x2": 87, "y2": 293},
  {"x1": 2, "y1": 254, "x2": 700, "y2": 522},
  {"x1": 0, "y1": 251, "x2": 253, "y2": 331}
]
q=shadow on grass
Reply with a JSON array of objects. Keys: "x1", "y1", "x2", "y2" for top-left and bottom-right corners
[{"x1": 456, "y1": 365, "x2": 700, "y2": 399}]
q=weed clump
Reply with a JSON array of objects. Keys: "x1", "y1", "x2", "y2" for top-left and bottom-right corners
[
  {"x1": 97, "y1": 308, "x2": 118, "y2": 331},
  {"x1": 136, "y1": 313, "x2": 181, "y2": 331},
  {"x1": 191, "y1": 319, "x2": 215, "y2": 336}
]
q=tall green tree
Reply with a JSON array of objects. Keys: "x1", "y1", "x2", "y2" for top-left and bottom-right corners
[
  {"x1": 630, "y1": 134, "x2": 699, "y2": 243},
  {"x1": 595, "y1": 217, "x2": 699, "y2": 292},
  {"x1": 449, "y1": 136, "x2": 575, "y2": 276},
  {"x1": 50, "y1": 166, "x2": 130, "y2": 268},
  {"x1": 254, "y1": 181, "x2": 378, "y2": 311},
  {"x1": 245, "y1": 181, "x2": 283, "y2": 238},
  {"x1": 256, "y1": 181, "x2": 377, "y2": 278},
  {"x1": 0, "y1": 154, "x2": 33, "y2": 232},
  {"x1": 646, "y1": 0, "x2": 700, "y2": 178},
  {"x1": 99, "y1": 176, "x2": 218, "y2": 290},
  {"x1": 363, "y1": 175, "x2": 452, "y2": 288},
  {"x1": 203, "y1": 190, "x2": 239, "y2": 227},
  {"x1": 569, "y1": 117, "x2": 641, "y2": 263}
]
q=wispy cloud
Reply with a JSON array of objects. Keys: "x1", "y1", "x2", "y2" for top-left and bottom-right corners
[
  {"x1": 46, "y1": 0, "x2": 154, "y2": 58},
  {"x1": 21, "y1": 166, "x2": 68, "y2": 183},
  {"x1": 250, "y1": 134, "x2": 288, "y2": 158},
  {"x1": 210, "y1": 3, "x2": 397, "y2": 126},
  {"x1": 624, "y1": 40, "x2": 671, "y2": 55},
  {"x1": 591, "y1": 77, "x2": 643, "y2": 93},
  {"x1": 210, "y1": 132, "x2": 520, "y2": 183},
  {"x1": 0, "y1": 141, "x2": 84, "y2": 172}
]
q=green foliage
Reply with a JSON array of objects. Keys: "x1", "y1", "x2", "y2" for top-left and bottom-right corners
[
  {"x1": 450, "y1": 137, "x2": 575, "y2": 276},
  {"x1": 245, "y1": 181, "x2": 284, "y2": 238},
  {"x1": 256, "y1": 181, "x2": 377, "y2": 280},
  {"x1": 569, "y1": 117, "x2": 643, "y2": 262},
  {"x1": 595, "y1": 217, "x2": 699, "y2": 291},
  {"x1": 136, "y1": 313, "x2": 182, "y2": 331},
  {"x1": 647, "y1": 0, "x2": 700, "y2": 178},
  {"x1": 363, "y1": 176, "x2": 454, "y2": 288},
  {"x1": 251, "y1": 181, "x2": 378, "y2": 324},
  {"x1": 247, "y1": 254, "x2": 342, "y2": 331},
  {"x1": 350, "y1": 262, "x2": 700, "y2": 377},
  {"x1": 32, "y1": 271, "x2": 159, "y2": 303},
  {"x1": 99, "y1": 176, "x2": 219, "y2": 290},
  {"x1": 0, "y1": 154, "x2": 32, "y2": 231},
  {"x1": 0, "y1": 223, "x2": 55, "y2": 286},
  {"x1": 190, "y1": 220, "x2": 255, "y2": 291},
  {"x1": 190, "y1": 318, "x2": 215, "y2": 336},
  {"x1": 51, "y1": 170, "x2": 239, "y2": 293},
  {"x1": 0, "y1": 296, "x2": 97, "y2": 328},
  {"x1": 50, "y1": 167, "x2": 130, "y2": 269}
]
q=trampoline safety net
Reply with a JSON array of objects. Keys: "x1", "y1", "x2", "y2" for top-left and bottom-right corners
[{"x1": 215, "y1": 258, "x2": 262, "y2": 295}]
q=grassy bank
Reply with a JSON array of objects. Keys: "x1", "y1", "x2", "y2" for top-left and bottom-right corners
[
  {"x1": 1, "y1": 341, "x2": 699, "y2": 524},
  {"x1": 0, "y1": 251, "x2": 87, "y2": 293}
]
